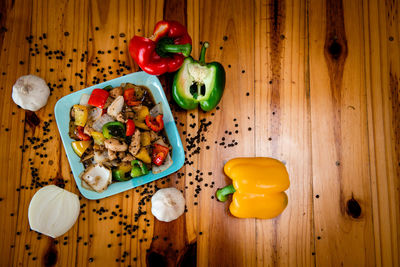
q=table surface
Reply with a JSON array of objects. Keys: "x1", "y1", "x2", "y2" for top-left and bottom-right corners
[{"x1": 0, "y1": 0, "x2": 399, "y2": 266}]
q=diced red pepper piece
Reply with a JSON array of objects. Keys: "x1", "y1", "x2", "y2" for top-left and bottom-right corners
[
  {"x1": 145, "y1": 115, "x2": 164, "y2": 132},
  {"x1": 88, "y1": 89, "x2": 109, "y2": 109},
  {"x1": 75, "y1": 126, "x2": 91, "y2": 141},
  {"x1": 123, "y1": 88, "x2": 141, "y2": 106},
  {"x1": 126, "y1": 119, "x2": 135, "y2": 136},
  {"x1": 152, "y1": 144, "x2": 169, "y2": 166}
]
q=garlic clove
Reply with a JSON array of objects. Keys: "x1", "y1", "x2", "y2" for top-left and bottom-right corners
[
  {"x1": 28, "y1": 185, "x2": 80, "y2": 238},
  {"x1": 151, "y1": 187, "x2": 185, "y2": 222},
  {"x1": 12, "y1": 75, "x2": 50, "y2": 111}
]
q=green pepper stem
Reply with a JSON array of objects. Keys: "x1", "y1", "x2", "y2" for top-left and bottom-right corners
[
  {"x1": 216, "y1": 184, "x2": 236, "y2": 202},
  {"x1": 160, "y1": 43, "x2": 192, "y2": 57},
  {"x1": 199, "y1": 42, "x2": 209, "y2": 64}
]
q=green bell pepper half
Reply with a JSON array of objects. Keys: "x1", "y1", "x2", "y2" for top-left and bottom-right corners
[
  {"x1": 102, "y1": 121, "x2": 125, "y2": 139},
  {"x1": 172, "y1": 42, "x2": 226, "y2": 111},
  {"x1": 130, "y1": 160, "x2": 149, "y2": 178}
]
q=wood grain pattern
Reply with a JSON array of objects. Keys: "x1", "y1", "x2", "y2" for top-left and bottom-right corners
[
  {"x1": 255, "y1": 0, "x2": 313, "y2": 266},
  {"x1": 0, "y1": 0, "x2": 399, "y2": 266}
]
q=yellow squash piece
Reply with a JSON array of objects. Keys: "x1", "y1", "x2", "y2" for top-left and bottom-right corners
[
  {"x1": 71, "y1": 141, "x2": 91, "y2": 157},
  {"x1": 134, "y1": 147, "x2": 151, "y2": 164},
  {"x1": 91, "y1": 131, "x2": 105, "y2": 145},
  {"x1": 72, "y1": 105, "x2": 88, "y2": 127},
  {"x1": 217, "y1": 157, "x2": 290, "y2": 219}
]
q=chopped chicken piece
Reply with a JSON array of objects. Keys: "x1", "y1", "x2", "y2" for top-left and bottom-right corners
[
  {"x1": 103, "y1": 96, "x2": 114, "y2": 109},
  {"x1": 122, "y1": 153, "x2": 134, "y2": 162},
  {"x1": 109, "y1": 87, "x2": 123, "y2": 98},
  {"x1": 104, "y1": 138, "x2": 128, "y2": 152},
  {"x1": 150, "y1": 131, "x2": 160, "y2": 142},
  {"x1": 108, "y1": 149, "x2": 117, "y2": 160},
  {"x1": 116, "y1": 113, "x2": 126, "y2": 123},
  {"x1": 84, "y1": 124, "x2": 94, "y2": 136},
  {"x1": 117, "y1": 151, "x2": 125, "y2": 159},
  {"x1": 129, "y1": 129, "x2": 141, "y2": 156}
]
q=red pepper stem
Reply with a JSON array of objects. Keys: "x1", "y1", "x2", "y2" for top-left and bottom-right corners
[
  {"x1": 160, "y1": 43, "x2": 192, "y2": 57},
  {"x1": 199, "y1": 42, "x2": 209, "y2": 64},
  {"x1": 216, "y1": 184, "x2": 236, "y2": 202}
]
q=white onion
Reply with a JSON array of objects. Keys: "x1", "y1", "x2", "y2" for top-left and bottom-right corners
[
  {"x1": 79, "y1": 93, "x2": 90, "y2": 106},
  {"x1": 92, "y1": 114, "x2": 114, "y2": 132},
  {"x1": 150, "y1": 103, "x2": 163, "y2": 117},
  {"x1": 151, "y1": 187, "x2": 185, "y2": 222},
  {"x1": 28, "y1": 185, "x2": 80, "y2": 238},
  {"x1": 152, "y1": 153, "x2": 173, "y2": 174},
  {"x1": 80, "y1": 164, "x2": 111, "y2": 193},
  {"x1": 88, "y1": 107, "x2": 102, "y2": 121},
  {"x1": 107, "y1": 95, "x2": 124, "y2": 118}
]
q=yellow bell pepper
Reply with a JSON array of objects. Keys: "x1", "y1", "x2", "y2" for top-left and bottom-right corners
[
  {"x1": 136, "y1": 106, "x2": 150, "y2": 121},
  {"x1": 140, "y1": 131, "x2": 151, "y2": 146},
  {"x1": 216, "y1": 157, "x2": 290, "y2": 219},
  {"x1": 72, "y1": 105, "x2": 88, "y2": 127},
  {"x1": 91, "y1": 131, "x2": 105, "y2": 145},
  {"x1": 134, "y1": 120, "x2": 150, "y2": 130},
  {"x1": 134, "y1": 147, "x2": 151, "y2": 164},
  {"x1": 71, "y1": 140, "x2": 91, "y2": 157}
]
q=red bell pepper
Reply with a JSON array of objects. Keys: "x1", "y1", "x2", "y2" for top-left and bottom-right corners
[
  {"x1": 88, "y1": 89, "x2": 109, "y2": 109},
  {"x1": 129, "y1": 20, "x2": 192, "y2": 76},
  {"x1": 126, "y1": 119, "x2": 135, "y2": 136},
  {"x1": 75, "y1": 126, "x2": 91, "y2": 141},
  {"x1": 152, "y1": 144, "x2": 169, "y2": 166},
  {"x1": 123, "y1": 88, "x2": 141, "y2": 106},
  {"x1": 145, "y1": 114, "x2": 164, "y2": 132}
]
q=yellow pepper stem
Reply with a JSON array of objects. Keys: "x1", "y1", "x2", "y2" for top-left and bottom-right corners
[{"x1": 216, "y1": 184, "x2": 236, "y2": 202}]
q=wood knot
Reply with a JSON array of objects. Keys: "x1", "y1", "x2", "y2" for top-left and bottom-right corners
[
  {"x1": 346, "y1": 197, "x2": 361, "y2": 219},
  {"x1": 147, "y1": 251, "x2": 167, "y2": 267},
  {"x1": 327, "y1": 39, "x2": 342, "y2": 60},
  {"x1": 43, "y1": 241, "x2": 58, "y2": 267},
  {"x1": 25, "y1": 110, "x2": 40, "y2": 131}
]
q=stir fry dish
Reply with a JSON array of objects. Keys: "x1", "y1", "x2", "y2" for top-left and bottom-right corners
[{"x1": 69, "y1": 83, "x2": 173, "y2": 193}]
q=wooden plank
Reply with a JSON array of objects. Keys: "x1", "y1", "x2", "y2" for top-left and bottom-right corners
[
  {"x1": 196, "y1": 0, "x2": 257, "y2": 266},
  {"x1": 309, "y1": 0, "x2": 375, "y2": 265},
  {"x1": 363, "y1": 0, "x2": 400, "y2": 266},
  {"x1": 0, "y1": 0, "x2": 32, "y2": 266},
  {"x1": 254, "y1": 0, "x2": 313, "y2": 266},
  {"x1": 10, "y1": 0, "x2": 90, "y2": 266},
  {"x1": 145, "y1": 1, "x2": 203, "y2": 266},
  {"x1": 73, "y1": 1, "x2": 162, "y2": 266}
]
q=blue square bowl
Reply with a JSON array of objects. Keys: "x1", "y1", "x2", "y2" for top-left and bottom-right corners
[{"x1": 55, "y1": 72, "x2": 185, "y2": 199}]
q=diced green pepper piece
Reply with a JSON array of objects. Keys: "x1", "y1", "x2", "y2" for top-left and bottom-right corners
[
  {"x1": 102, "y1": 121, "x2": 125, "y2": 139},
  {"x1": 130, "y1": 160, "x2": 149, "y2": 178},
  {"x1": 112, "y1": 169, "x2": 131, "y2": 182}
]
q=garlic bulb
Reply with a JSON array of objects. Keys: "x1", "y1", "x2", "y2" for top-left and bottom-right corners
[
  {"x1": 28, "y1": 185, "x2": 80, "y2": 238},
  {"x1": 151, "y1": 188, "x2": 185, "y2": 222},
  {"x1": 12, "y1": 75, "x2": 50, "y2": 111}
]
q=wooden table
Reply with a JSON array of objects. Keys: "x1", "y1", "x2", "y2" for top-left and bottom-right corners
[{"x1": 0, "y1": 0, "x2": 399, "y2": 266}]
